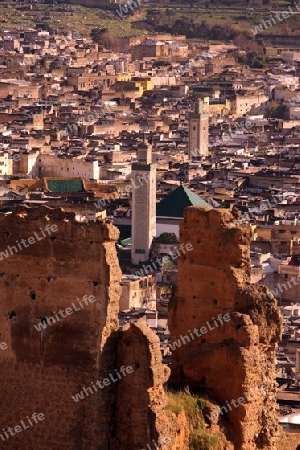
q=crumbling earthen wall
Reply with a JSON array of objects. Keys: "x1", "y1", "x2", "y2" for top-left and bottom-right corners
[
  {"x1": 110, "y1": 320, "x2": 189, "y2": 450},
  {"x1": 280, "y1": 431, "x2": 300, "y2": 450},
  {"x1": 0, "y1": 204, "x2": 288, "y2": 450},
  {"x1": 0, "y1": 206, "x2": 121, "y2": 449},
  {"x1": 169, "y1": 207, "x2": 282, "y2": 450}
]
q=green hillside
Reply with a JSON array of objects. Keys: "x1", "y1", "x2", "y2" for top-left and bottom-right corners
[{"x1": 0, "y1": 0, "x2": 299, "y2": 43}]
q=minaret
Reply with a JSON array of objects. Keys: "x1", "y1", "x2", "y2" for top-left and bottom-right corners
[
  {"x1": 188, "y1": 97, "x2": 209, "y2": 159},
  {"x1": 131, "y1": 142, "x2": 156, "y2": 265}
]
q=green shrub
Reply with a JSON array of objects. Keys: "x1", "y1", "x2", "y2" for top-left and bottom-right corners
[{"x1": 166, "y1": 390, "x2": 221, "y2": 450}]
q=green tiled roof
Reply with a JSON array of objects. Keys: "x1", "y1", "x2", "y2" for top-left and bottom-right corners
[
  {"x1": 156, "y1": 185, "x2": 212, "y2": 218},
  {"x1": 46, "y1": 179, "x2": 85, "y2": 193},
  {"x1": 120, "y1": 237, "x2": 132, "y2": 246}
]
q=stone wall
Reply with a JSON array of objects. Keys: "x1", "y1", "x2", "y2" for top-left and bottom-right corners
[
  {"x1": 66, "y1": 0, "x2": 116, "y2": 8},
  {"x1": 0, "y1": 204, "x2": 293, "y2": 450},
  {"x1": 280, "y1": 431, "x2": 300, "y2": 450},
  {"x1": 112, "y1": 320, "x2": 190, "y2": 450},
  {"x1": 111, "y1": 321, "x2": 169, "y2": 449},
  {"x1": 0, "y1": 206, "x2": 121, "y2": 450},
  {"x1": 0, "y1": 206, "x2": 183, "y2": 450},
  {"x1": 169, "y1": 207, "x2": 282, "y2": 450}
]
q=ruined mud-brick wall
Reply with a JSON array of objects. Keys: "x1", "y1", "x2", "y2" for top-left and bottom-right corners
[
  {"x1": 0, "y1": 206, "x2": 121, "y2": 450},
  {"x1": 110, "y1": 320, "x2": 189, "y2": 450},
  {"x1": 280, "y1": 431, "x2": 300, "y2": 450},
  {"x1": 169, "y1": 207, "x2": 282, "y2": 450}
]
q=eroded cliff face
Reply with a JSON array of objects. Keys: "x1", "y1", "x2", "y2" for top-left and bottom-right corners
[
  {"x1": 169, "y1": 207, "x2": 282, "y2": 450},
  {"x1": 0, "y1": 205, "x2": 121, "y2": 449}
]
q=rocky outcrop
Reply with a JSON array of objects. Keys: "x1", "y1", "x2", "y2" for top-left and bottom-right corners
[{"x1": 169, "y1": 207, "x2": 282, "y2": 450}]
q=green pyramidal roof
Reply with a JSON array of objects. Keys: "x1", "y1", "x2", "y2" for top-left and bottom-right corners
[{"x1": 156, "y1": 185, "x2": 212, "y2": 218}]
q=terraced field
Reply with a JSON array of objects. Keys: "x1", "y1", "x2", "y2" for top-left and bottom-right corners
[{"x1": 0, "y1": 0, "x2": 299, "y2": 40}]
